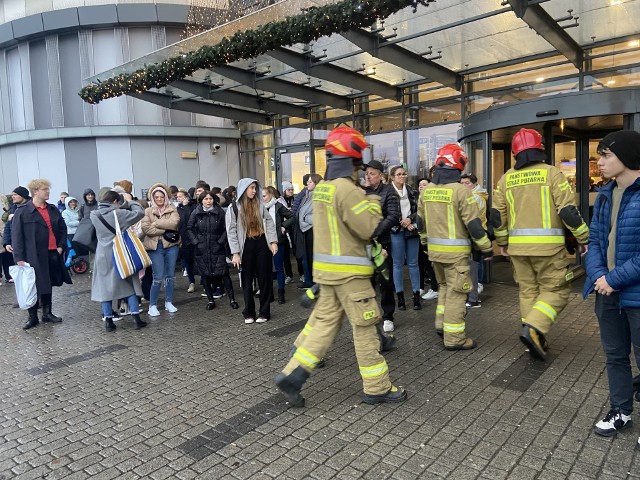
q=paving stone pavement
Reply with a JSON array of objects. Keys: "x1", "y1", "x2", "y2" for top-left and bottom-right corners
[{"x1": 1, "y1": 263, "x2": 640, "y2": 479}]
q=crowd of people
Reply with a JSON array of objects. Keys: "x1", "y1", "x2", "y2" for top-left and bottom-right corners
[{"x1": 2, "y1": 126, "x2": 640, "y2": 447}]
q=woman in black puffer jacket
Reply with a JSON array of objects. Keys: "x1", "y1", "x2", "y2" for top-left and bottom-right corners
[{"x1": 186, "y1": 191, "x2": 238, "y2": 310}]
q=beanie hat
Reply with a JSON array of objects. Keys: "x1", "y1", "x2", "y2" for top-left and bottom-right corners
[
  {"x1": 599, "y1": 130, "x2": 640, "y2": 170},
  {"x1": 12, "y1": 186, "x2": 30, "y2": 199},
  {"x1": 282, "y1": 181, "x2": 293, "y2": 192}
]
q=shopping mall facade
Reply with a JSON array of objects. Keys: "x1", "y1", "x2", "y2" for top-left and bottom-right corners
[{"x1": 0, "y1": 0, "x2": 639, "y2": 226}]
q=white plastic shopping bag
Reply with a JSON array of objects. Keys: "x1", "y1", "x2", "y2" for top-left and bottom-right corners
[{"x1": 9, "y1": 263, "x2": 37, "y2": 309}]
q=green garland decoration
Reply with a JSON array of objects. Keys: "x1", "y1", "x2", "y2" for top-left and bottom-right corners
[{"x1": 79, "y1": 0, "x2": 435, "y2": 104}]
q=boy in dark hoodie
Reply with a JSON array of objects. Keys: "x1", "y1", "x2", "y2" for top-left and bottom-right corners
[{"x1": 78, "y1": 188, "x2": 98, "y2": 220}]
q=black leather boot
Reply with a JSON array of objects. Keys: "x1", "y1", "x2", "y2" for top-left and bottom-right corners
[
  {"x1": 413, "y1": 291, "x2": 422, "y2": 310},
  {"x1": 23, "y1": 309, "x2": 39, "y2": 330},
  {"x1": 132, "y1": 314, "x2": 147, "y2": 330},
  {"x1": 396, "y1": 292, "x2": 406, "y2": 311},
  {"x1": 275, "y1": 366, "x2": 309, "y2": 407},
  {"x1": 42, "y1": 304, "x2": 62, "y2": 323},
  {"x1": 105, "y1": 317, "x2": 116, "y2": 332},
  {"x1": 278, "y1": 289, "x2": 286, "y2": 304}
]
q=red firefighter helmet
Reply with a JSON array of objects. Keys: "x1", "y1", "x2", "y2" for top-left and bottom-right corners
[
  {"x1": 512, "y1": 128, "x2": 543, "y2": 156},
  {"x1": 435, "y1": 143, "x2": 468, "y2": 171},
  {"x1": 326, "y1": 126, "x2": 368, "y2": 159}
]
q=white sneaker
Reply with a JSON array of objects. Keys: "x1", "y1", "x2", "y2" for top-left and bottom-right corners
[
  {"x1": 182, "y1": 269, "x2": 187, "y2": 277},
  {"x1": 383, "y1": 319, "x2": 394, "y2": 333},
  {"x1": 244, "y1": 317, "x2": 255, "y2": 324},
  {"x1": 478, "y1": 283, "x2": 484, "y2": 294},
  {"x1": 187, "y1": 283, "x2": 195, "y2": 293},
  {"x1": 285, "y1": 276, "x2": 293, "y2": 285},
  {"x1": 422, "y1": 289, "x2": 439, "y2": 300},
  {"x1": 594, "y1": 409, "x2": 632, "y2": 436},
  {"x1": 148, "y1": 305, "x2": 160, "y2": 317},
  {"x1": 165, "y1": 302, "x2": 178, "y2": 313},
  {"x1": 256, "y1": 317, "x2": 269, "y2": 323}
]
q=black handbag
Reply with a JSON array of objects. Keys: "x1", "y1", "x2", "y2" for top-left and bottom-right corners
[
  {"x1": 163, "y1": 230, "x2": 180, "y2": 243},
  {"x1": 72, "y1": 217, "x2": 97, "y2": 253}
]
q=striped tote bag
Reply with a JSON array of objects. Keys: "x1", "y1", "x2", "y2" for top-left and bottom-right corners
[{"x1": 112, "y1": 210, "x2": 152, "y2": 279}]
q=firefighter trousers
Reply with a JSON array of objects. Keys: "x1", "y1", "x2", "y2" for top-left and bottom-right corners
[
  {"x1": 510, "y1": 250, "x2": 570, "y2": 335},
  {"x1": 432, "y1": 258, "x2": 472, "y2": 347},
  {"x1": 282, "y1": 278, "x2": 392, "y2": 395}
]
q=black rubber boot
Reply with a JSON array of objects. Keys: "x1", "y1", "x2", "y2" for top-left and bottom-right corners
[
  {"x1": 376, "y1": 323, "x2": 396, "y2": 352},
  {"x1": 42, "y1": 304, "x2": 62, "y2": 323},
  {"x1": 413, "y1": 291, "x2": 422, "y2": 310},
  {"x1": 396, "y1": 292, "x2": 406, "y2": 311},
  {"x1": 363, "y1": 385, "x2": 407, "y2": 405},
  {"x1": 133, "y1": 313, "x2": 147, "y2": 330},
  {"x1": 23, "y1": 309, "x2": 39, "y2": 330},
  {"x1": 275, "y1": 366, "x2": 309, "y2": 407},
  {"x1": 105, "y1": 317, "x2": 116, "y2": 332},
  {"x1": 278, "y1": 289, "x2": 286, "y2": 305}
]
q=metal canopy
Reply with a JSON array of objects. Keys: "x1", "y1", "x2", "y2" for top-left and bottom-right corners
[
  {"x1": 268, "y1": 47, "x2": 400, "y2": 101},
  {"x1": 507, "y1": 0, "x2": 583, "y2": 69},
  {"x1": 85, "y1": 0, "x2": 640, "y2": 122}
]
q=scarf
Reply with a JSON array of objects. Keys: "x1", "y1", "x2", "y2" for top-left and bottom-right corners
[
  {"x1": 203, "y1": 205, "x2": 214, "y2": 212},
  {"x1": 265, "y1": 197, "x2": 277, "y2": 224},
  {"x1": 392, "y1": 183, "x2": 410, "y2": 219}
]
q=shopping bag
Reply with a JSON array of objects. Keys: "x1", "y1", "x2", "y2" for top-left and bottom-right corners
[
  {"x1": 9, "y1": 263, "x2": 37, "y2": 309},
  {"x1": 72, "y1": 217, "x2": 97, "y2": 252},
  {"x1": 112, "y1": 211, "x2": 151, "y2": 279}
]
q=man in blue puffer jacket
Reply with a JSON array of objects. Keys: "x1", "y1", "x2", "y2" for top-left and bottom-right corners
[{"x1": 584, "y1": 130, "x2": 640, "y2": 443}]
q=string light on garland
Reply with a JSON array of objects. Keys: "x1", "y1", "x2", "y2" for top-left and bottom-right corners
[{"x1": 79, "y1": 0, "x2": 435, "y2": 104}]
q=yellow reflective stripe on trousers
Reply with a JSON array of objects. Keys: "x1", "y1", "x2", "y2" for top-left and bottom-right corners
[
  {"x1": 313, "y1": 261, "x2": 374, "y2": 275},
  {"x1": 541, "y1": 186, "x2": 551, "y2": 229},
  {"x1": 506, "y1": 190, "x2": 516, "y2": 225},
  {"x1": 436, "y1": 304, "x2": 445, "y2": 315},
  {"x1": 302, "y1": 323, "x2": 313, "y2": 336},
  {"x1": 359, "y1": 360, "x2": 389, "y2": 379},
  {"x1": 327, "y1": 205, "x2": 340, "y2": 256},
  {"x1": 533, "y1": 301, "x2": 558, "y2": 322},
  {"x1": 293, "y1": 347, "x2": 321, "y2": 368},
  {"x1": 443, "y1": 322, "x2": 465, "y2": 333},
  {"x1": 447, "y1": 204, "x2": 456, "y2": 239},
  {"x1": 509, "y1": 236, "x2": 565, "y2": 244}
]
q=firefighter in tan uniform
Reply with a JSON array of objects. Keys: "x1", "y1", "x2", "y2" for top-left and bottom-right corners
[
  {"x1": 275, "y1": 126, "x2": 407, "y2": 407},
  {"x1": 492, "y1": 128, "x2": 589, "y2": 360},
  {"x1": 419, "y1": 144, "x2": 493, "y2": 350}
]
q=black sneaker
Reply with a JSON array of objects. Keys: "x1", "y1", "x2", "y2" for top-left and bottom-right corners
[
  {"x1": 594, "y1": 408, "x2": 632, "y2": 437},
  {"x1": 362, "y1": 385, "x2": 407, "y2": 405}
]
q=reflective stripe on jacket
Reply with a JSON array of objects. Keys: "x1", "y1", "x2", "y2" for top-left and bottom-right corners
[
  {"x1": 493, "y1": 163, "x2": 589, "y2": 256},
  {"x1": 418, "y1": 182, "x2": 491, "y2": 263},
  {"x1": 312, "y1": 178, "x2": 382, "y2": 284}
]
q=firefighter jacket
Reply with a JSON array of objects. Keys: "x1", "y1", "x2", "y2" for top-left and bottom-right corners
[
  {"x1": 312, "y1": 178, "x2": 383, "y2": 285},
  {"x1": 493, "y1": 163, "x2": 589, "y2": 256},
  {"x1": 418, "y1": 182, "x2": 492, "y2": 263},
  {"x1": 472, "y1": 186, "x2": 489, "y2": 230}
]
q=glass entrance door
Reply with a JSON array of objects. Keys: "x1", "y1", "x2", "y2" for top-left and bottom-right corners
[{"x1": 279, "y1": 148, "x2": 311, "y2": 193}]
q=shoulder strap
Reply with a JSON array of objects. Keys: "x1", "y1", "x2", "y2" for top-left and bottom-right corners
[{"x1": 95, "y1": 211, "x2": 117, "y2": 235}]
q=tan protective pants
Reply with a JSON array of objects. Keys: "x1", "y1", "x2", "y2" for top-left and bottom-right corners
[
  {"x1": 510, "y1": 250, "x2": 571, "y2": 335},
  {"x1": 432, "y1": 258, "x2": 472, "y2": 347},
  {"x1": 283, "y1": 278, "x2": 392, "y2": 395}
]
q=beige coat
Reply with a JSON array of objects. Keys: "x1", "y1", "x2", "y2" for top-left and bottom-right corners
[{"x1": 140, "y1": 204, "x2": 181, "y2": 251}]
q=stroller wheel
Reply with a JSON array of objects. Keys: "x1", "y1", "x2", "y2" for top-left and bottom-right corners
[{"x1": 72, "y1": 259, "x2": 89, "y2": 274}]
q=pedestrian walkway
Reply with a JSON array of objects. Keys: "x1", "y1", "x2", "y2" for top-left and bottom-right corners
[{"x1": 0, "y1": 269, "x2": 638, "y2": 479}]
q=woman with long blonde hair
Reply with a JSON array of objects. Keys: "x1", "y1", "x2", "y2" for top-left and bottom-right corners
[{"x1": 226, "y1": 179, "x2": 278, "y2": 324}]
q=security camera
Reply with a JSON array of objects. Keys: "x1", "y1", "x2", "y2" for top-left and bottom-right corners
[{"x1": 212, "y1": 144, "x2": 221, "y2": 152}]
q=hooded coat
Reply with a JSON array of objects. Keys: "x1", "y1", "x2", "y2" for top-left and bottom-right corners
[
  {"x1": 140, "y1": 184, "x2": 181, "y2": 251},
  {"x1": 78, "y1": 189, "x2": 98, "y2": 220},
  {"x1": 11, "y1": 200, "x2": 72, "y2": 295},
  {"x1": 90, "y1": 201, "x2": 145, "y2": 302},
  {"x1": 225, "y1": 178, "x2": 278, "y2": 260},
  {"x1": 61, "y1": 197, "x2": 80, "y2": 235},
  {"x1": 187, "y1": 204, "x2": 229, "y2": 277}
]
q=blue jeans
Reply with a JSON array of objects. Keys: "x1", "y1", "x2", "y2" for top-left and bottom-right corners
[
  {"x1": 273, "y1": 246, "x2": 285, "y2": 290},
  {"x1": 596, "y1": 292, "x2": 640, "y2": 414},
  {"x1": 101, "y1": 294, "x2": 139, "y2": 317},
  {"x1": 148, "y1": 242, "x2": 179, "y2": 306},
  {"x1": 390, "y1": 232, "x2": 420, "y2": 293}
]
